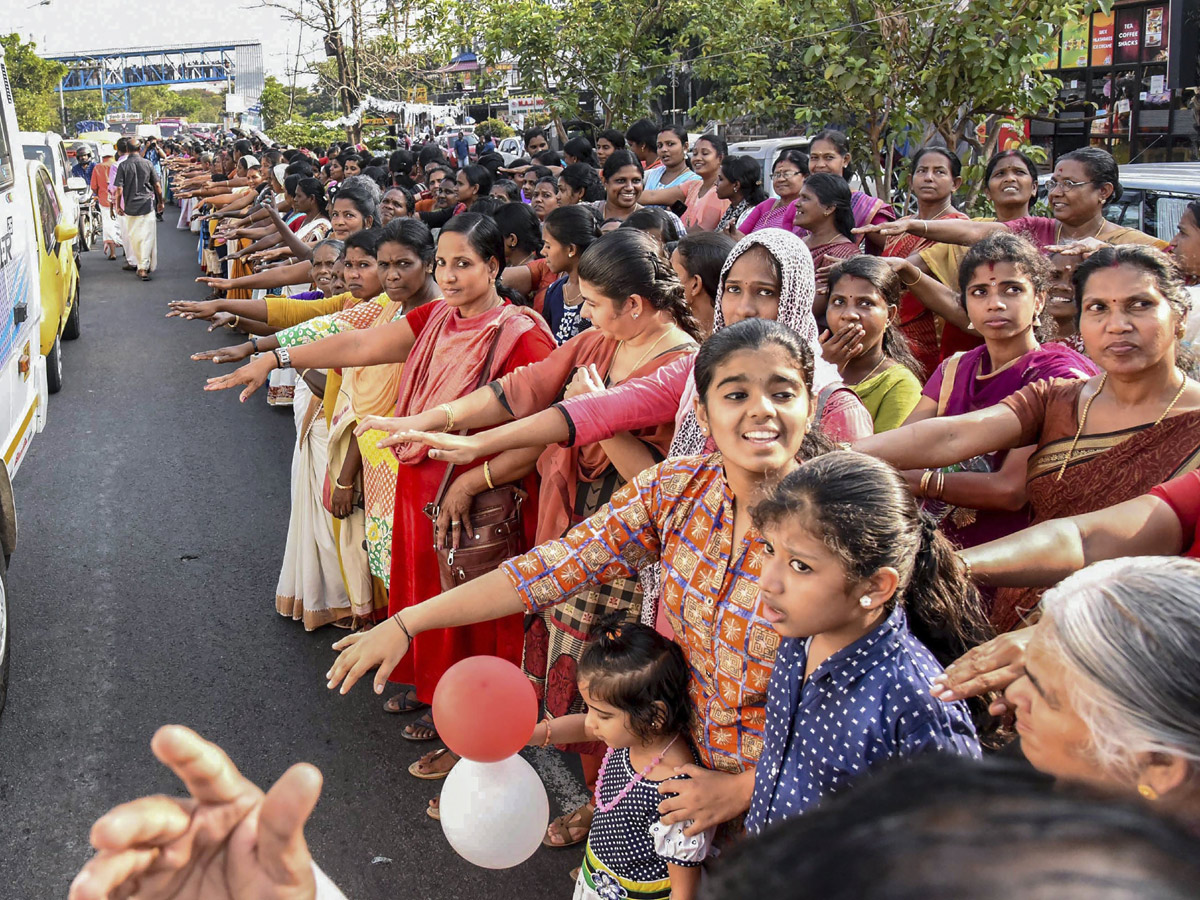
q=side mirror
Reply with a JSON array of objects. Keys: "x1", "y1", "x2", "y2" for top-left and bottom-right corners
[
  {"x1": 67, "y1": 176, "x2": 89, "y2": 192},
  {"x1": 55, "y1": 222, "x2": 79, "y2": 243}
]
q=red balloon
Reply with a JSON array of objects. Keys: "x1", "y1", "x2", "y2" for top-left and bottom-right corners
[{"x1": 432, "y1": 656, "x2": 538, "y2": 762}]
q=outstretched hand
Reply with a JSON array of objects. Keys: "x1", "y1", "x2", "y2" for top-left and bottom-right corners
[
  {"x1": 192, "y1": 343, "x2": 253, "y2": 364},
  {"x1": 852, "y1": 218, "x2": 915, "y2": 239},
  {"x1": 204, "y1": 356, "x2": 276, "y2": 403},
  {"x1": 167, "y1": 300, "x2": 221, "y2": 321},
  {"x1": 326, "y1": 615, "x2": 411, "y2": 696},
  {"x1": 68, "y1": 725, "x2": 320, "y2": 900},
  {"x1": 379, "y1": 429, "x2": 485, "y2": 462}
]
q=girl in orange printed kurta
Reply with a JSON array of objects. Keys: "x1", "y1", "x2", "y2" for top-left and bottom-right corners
[{"x1": 326, "y1": 318, "x2": 827, "y2": 838}]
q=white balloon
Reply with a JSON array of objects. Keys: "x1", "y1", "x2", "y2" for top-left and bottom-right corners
[{"x1": 439, "y1": 754, "x2": 550, "y2": 869}]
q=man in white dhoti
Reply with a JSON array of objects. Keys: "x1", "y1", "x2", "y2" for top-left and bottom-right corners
[
  {"x1": 90, "y1": 145, "x2": 121, "y2": 260},
  {"x1": 112, "y1": 138, "x2": 163, "y2": 281}
]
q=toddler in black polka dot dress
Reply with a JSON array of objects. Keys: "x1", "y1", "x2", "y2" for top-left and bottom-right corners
[{"x1": 528, "y1": 618, "x2": 713, "y2": 900}]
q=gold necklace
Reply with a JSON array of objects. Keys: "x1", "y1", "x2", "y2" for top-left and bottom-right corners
[
  {"x1": 1054, "y1": 217, "x2": 1107, "y2": 244},
  {"x1": 1056, "y1": 371, "x2": 1188, "y2": 481},
  {"x1": 849, "y1": 355, "x2": 889, "y2": 386},
  {"x1": 921, "y1": 198, "x2": 954, "y2": 221},
  {"x1": 620, "y1": 328, "x2": 675, "y2": 375}
]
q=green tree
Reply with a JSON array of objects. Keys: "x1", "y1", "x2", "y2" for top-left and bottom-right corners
[
  {"x1": 259, "y1": 76, "x2": 290, "y2": 131},
  {"x1": 687, "y1": 0, "x2": 1110, "y2": 201},
  {"x1": 0, "y1": 33, "x2": 67, "y2": 131},
  {"x1": 425, "y1": 0, "x2": 685, "y2": 131}
]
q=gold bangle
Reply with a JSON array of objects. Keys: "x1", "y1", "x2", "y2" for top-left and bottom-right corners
[
  {"x1": 229, "y1": 314, "x2": 240, "y2": 329},
  {"x1": 335, "y1": 478, "x2": 353, "y2": 491},
  {"x1": 920, "y1": 219, "x2": 929, "y2": 236},
  {"x1": 441, "y1": 403, "x2": 455, "y2": 433},
  {"x1": 483, "y1": 460, "x2": 495, "y2": 490},
  {"x1": 919, "y1": 469, "x2": 934, "y2": 497},
  {"x1": 960, "y1": 555, "x2": 974, "y2": 581},
  {"x1": 540, "y1": 717, "x2": 553, "y2": 748},
  {"x1": 899, "y1": 268, "x2": 920, "y2": 287},
  {"x1": 933, "y1": 470, "x2": 946, "y2": 500}
]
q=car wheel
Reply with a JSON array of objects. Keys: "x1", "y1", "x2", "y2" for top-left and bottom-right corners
[
  {"x1": 46, "y1": 335, "x2": 63, "y2": 394},
  {"x1": 0, "y1": 553, "x2": 9, "y2": 717},
  {"x1": 63, "y1": 280, "x2": 81, "y2": 340}
]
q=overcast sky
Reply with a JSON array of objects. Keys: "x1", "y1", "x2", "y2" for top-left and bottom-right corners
[{"x1": 9, "y1": 0, "x2": 316, "y2": 87}]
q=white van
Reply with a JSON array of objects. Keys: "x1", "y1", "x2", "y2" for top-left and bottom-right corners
[{"x1": 0, "y1": 45, "x2": 52, "y2": 713}]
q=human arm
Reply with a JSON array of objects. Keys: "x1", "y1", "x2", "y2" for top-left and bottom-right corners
[
  {"x1": 268, "y1": 205, "x2": 316, "y2": 261},
  {"x1": 500, "y1": 264, "x2": 534, "y2": 297},
  {"x1": 330, "y1": 440, "x2": 362, "y2": 520},
  {"x1": 960, "y1": 492, "x2": 1184, "y2": 588},
  {"x1": 152, "y1": 169, "x2": 164, "y2": 213},
  {"x1": 68, "y1": 725, "x2": 322, "y2": 900},
  {"x1": 204, "y1": 319, "x2": 418, "y2": 402},
  {"x1": 168, "y1": 297, "x2": 271, "y2": 322},
  {"x1": 196, "y1": 259, "x2": 314, "y2": 293},
  {"x1": 326, "y1": 468, "x2": 664, "y2": 694},
  {"x1": 852, "y1": 401, "x2": 1026, "y2": 470},
  {"x1": 656, "y1": 767, "x2": 756, "y2": 837},
  {"x1": 854, "y1": 217, "x2": 1007, "y2": 245},
  {"x1": 881, "y1": 257, "x2": 972, "y2": 331},
  {"x1": 563, "y1": 363, "x2": 661, "y2": 479},
  {"x1": 907, "y1": 445, "x2": 1034, "y2": 512},
  {"x1": 638, "y1": 184, "x2": 690, "y2": 208},
  {"x1": 528, "y1": 714, "x2": 591, "y2": 747},
  {"x1": 431, "y1": 446, "x2": 542, "y2": 550},
  {"x1": 359, "y1": 382, "x2": 516, "y2": 447},
  {"x1": 668, "y1": 864, "x2": 702, "y2": 900}
]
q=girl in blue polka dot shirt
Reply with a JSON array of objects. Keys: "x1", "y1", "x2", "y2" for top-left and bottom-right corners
[
  {"x1": 745, "y1": 450, "x2": 992, "y2": 833},
  {"x1": 528, "y1": 621, "x2": 714, "y2": 900}
]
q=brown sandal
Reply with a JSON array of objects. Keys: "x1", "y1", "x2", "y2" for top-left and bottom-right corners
[
  {"x1": 402, "y1": 713, "x2": 439, "y2": 742},
  {"x1": 383, "y1": 689, "x2": 429, "y2": 715},
  {"x1": 408, "y1": 747, "x2": 459, "y2": 781},
  {"x1": 542, "y1": 802, "x2": 594, "y2": 849},
  {"x1": 426, "y1": 797, "x2": 441, "y2": 821}
]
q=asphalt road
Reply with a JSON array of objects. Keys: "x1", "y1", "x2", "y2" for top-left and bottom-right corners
[{"x1": 0, "y1": 221, "x2": 585, "y2": 899}]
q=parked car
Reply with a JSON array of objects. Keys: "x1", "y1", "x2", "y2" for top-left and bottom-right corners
[
  {"x1": 20, "y1": 131, "x2": 85, "y2": 257},
  {"x1": 1107, "y1": 163, "x2": 1200, "y2": 241},
  {"x1": 497, "y1": 137, "x2": 525, "y2": 166},
  {"x1": 25, "y1": 158, "x2": 80, "y2": 394},
  {"x1": 0, "y1": 45, "x2": 58, "y2": 715}
]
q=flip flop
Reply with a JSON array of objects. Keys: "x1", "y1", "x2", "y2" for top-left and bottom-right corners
[
  {"x1": 407, "y1": 747, "x2": 458, "y2": 781},
  {"x1": 542, "y1": 802, "x2": 594, "y2": 849},
  {"x1": 401, "y1": 713, "x2": 439, "y2": 742},
  {"x1": 426, "y1": 798, "x2": 441, "y2": 821},
  {"x1": 383, "y1": 689, "x2": 428, "y2": 715}
]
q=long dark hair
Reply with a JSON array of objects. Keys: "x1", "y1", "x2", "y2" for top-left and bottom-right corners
[
  {"x1": 439, "y1": 213, "x2": 528, "y2": 305},
  {"x1": 329, "y1": 178, "x2": 379, "y2": 228},
  {"x1": 559, "y1": 162, "x2": 604, "y2": 202},
  {"x1": 564, "y1": 135, "x2": 599, "y2": 167},
  {"x1": 295, "y1": 176, "x2": 328, "y2": 215},
  {"x1": 459, "y1": 164, "x2": 493, "y2": 201},
  {"x1": 544, "y1": 204, "x2": 601, "y2": 255},
  {"x1": 577, "y1": 229, "x2": 702, "y2": 341},
  {"x1": 959, "y1": 233, "x2": 1056, "y2": 342},
  {"x1": 752, "y1": 451, "x2": 994, "y2": 669},
  {"x1": 674, "y1": 231, "x2": 736, "y2": 303},
  {"x1": 378, "y1": 216, "x2": 435, "y2": 264},
  {"x1": 911, "y1": 145, "x2": 962, "y2": 179},
  {"x1": 602, "y1": 149, "x2": 644, "y2": 180},
  {"x1": 721, "y1": 154, "x2": 768, "y2": 206},
  {"x1": 493, "y1": 201, "x2": 543, "y2": 256},
  {"x1": 826, "y1": 256, "x2": 922, "y2": 377},
  {"x1": 693, "y1": 319, "x2": 830, "y2": 460},
  {"x1": 578, "y1": 616, "x2": 690, "y2": 742},
  {"x1": 802, "y1": 172, "x2": 855, "y2": 240}
]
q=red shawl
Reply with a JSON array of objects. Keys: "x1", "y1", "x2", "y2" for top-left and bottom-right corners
[
  {"x1": 392, "y1": 300, "x2": 551, "y2": 465},
  {"x1": 498, "y1": 330, "x2": 696, "y2": 543}
]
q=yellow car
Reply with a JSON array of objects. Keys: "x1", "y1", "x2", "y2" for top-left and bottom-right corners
[{"x1": 26, "y1": 159, "x2": 80, "y2": 393}]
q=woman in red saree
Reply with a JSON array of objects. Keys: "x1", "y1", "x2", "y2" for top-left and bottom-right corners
[
  {"x1": 880, "y1": 147, "x2": 971, "y2": 377},
  {"x1": 363, "y1": 229, "x2": 701, "y2": 830},
  {"x1": 202, "y1": 211, "x2": 555, "y2": 692},
  {"x1": 854, "y1": 245, "x2": 1200, "y2": 631}
]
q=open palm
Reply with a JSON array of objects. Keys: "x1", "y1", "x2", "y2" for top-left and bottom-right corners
[{"x1": 69, "y1": 726, "x2": 321, "y2": 900}]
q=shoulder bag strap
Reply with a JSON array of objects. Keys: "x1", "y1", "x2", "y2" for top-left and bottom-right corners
[
  {"x1": 427, "y1": 318, "x2": 513, "y2": 513},
  {"x1": 936, "y1": 353, "x2": 964, "y2": 418}
]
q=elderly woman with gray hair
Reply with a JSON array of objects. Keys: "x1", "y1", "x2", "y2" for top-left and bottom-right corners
[{"x1": 936, "y1": 556, "x2": 1200, "y2": 834}]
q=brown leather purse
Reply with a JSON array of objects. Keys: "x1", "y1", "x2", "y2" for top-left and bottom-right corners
[{"x1": 422, "y1": 321, "x2": 528, "y2": 591}]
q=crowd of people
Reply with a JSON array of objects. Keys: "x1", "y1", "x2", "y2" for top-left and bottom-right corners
[{"x1": 66, "y1": 119, "x2": 1200, "y2": 900}]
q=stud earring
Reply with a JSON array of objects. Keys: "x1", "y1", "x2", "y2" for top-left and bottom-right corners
[
  {"x1": 1138, "y1": 783, "x2": 1159, "y2": 801},
  {"x1": 859, "y1": 596, "x2": 873, "y2": 609}
]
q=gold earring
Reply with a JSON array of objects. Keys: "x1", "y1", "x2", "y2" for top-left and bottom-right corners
[{"x1": 1137, "y1": 783, "x2": 1159, "y2": 801}]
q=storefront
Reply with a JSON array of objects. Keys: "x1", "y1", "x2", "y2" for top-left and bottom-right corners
[{"x1": 1030, "y1": 0, "x2": 1198, "y2": 163}]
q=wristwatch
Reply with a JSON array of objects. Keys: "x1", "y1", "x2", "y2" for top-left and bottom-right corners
[
  {"x1": 249, "y1": 335, "x2": 260, "y2": 353},
  {"x1": 275, "y1": 346, "x2": 292, "y2": 369}
]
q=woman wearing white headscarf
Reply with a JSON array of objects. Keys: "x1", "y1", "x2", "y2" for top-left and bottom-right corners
[{"x1": 371, "y1": 229, "x2": 872, "y2": 465}]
